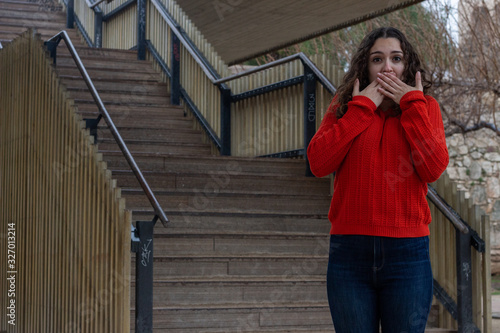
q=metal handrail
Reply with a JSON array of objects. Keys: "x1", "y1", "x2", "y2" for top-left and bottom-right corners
[
  {"x1": 85, "y1": 0, "x2": 105, "y2": 9},
  {"x1": 427, "y1": 185, "x2": 468, "y2": 233},
  {"x1": 427, "y1": 185, "x2": 485, "y2": 252},
  {"x1": 214, "y1": 52, "x2": 336, "y2": 94},
  {"x1": 46, "y1": 30, "x2": 169, "y2": 227}
]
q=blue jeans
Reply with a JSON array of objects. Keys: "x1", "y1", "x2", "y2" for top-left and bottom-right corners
[{"x1": 327, "y1": 235, "x2": 433, "y2": 333}]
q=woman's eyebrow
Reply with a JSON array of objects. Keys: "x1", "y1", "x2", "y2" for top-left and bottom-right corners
[{"x1": 369, "y1": 50, "x2": 403, "y2": 55}]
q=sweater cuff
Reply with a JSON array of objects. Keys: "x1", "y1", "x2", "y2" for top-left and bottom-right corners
[
  {"x1": 400, "y1": 90, "x2": 426, "y2": 109},
  {"x1": 350, "y1": 95, "x2": 378, "y2": 112}
]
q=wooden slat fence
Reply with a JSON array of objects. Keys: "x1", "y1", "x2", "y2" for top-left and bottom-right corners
[
  {"x1": 429, "y1": 172, "x2": 492, "y2": 332},
  {"x1": 75, "y1": 0, "x2": 95, "y2": 45},
  {"x1": 227, "y1": 55, "x2": 343, "y2": 156},
  {"x1": 66, "y1": 0, "x2": 344, "y2": 156},
  {"x1": 102, "y1": 0, "x2": 136, "y2": 50},
  {"x1": 0, "y1": 30, "x2": 131, "y2": 333}
]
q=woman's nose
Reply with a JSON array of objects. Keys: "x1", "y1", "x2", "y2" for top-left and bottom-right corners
[{"x1": 382, "y1": 61, "x2": 393, "y2": 73}]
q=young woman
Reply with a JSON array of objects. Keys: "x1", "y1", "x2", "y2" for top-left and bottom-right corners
[{"x1": 307, "y1": 27, "x2": 449, "y2": 332}]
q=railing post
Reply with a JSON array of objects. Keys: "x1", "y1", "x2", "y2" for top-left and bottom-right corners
[
  {"x1": 133, "y1": 220, "x2": 156, "y2": 333},
  {"x1": 456, "y1": 230, "x2": 479, "y2": 333},
  {"x1": 66, "y1": 0, "x2": 74, "y2": 28},
  {"x1": 303, "y1": 65, "x2": 316, "y2": 177},
  {"x1": 220, "y1": 86, "x2": 232, "y2": 156},
  {"x1": 44, "y1": 39, "x2": 59, "y2": 65},
  {"x1": 170, "y1": 30, "x2": 181, "y2": 105},
  {"x1": 137, "y1": 0, "x2": 147, "y2": 60},
  {"x1": 94, "y1": 7, "x2": 103, "y2": 48}
]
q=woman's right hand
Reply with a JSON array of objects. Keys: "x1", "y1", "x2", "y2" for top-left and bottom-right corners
[{"x1": 353, "y1": 79, "x2": 385, "y2": 108}]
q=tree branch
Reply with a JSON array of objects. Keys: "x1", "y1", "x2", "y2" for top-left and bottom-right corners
[{"x1": 446, "y1": 119, "x2": 500, "y2": 137}]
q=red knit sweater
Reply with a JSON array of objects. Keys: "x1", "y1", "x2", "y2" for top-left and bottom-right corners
[{"x1": 307, "y1": 91, "x2": 449, "y2": 238}]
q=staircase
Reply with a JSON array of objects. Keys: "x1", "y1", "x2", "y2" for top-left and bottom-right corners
[
  {"x1": 0, "y1": 1, "x2": 336, "y2": 331},
  {"x1": 0, "y1": 1, "x2": 459, "y2": 332},
  {"x1": 60, "y1": 48, "x2": 335, "y2": 331}
]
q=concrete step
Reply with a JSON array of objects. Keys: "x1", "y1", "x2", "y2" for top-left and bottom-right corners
[
  {"x1": 97, "y1": 127, "x2": 204, "y2": 144},
  {"x1": 131, "y1": 213, "x2": 329, "y2": 233},
  {"x1": 0, "y1": 16, "x2": 66, "y2": 29},
  {"x1": 130, "y1": 306, "x2": 333, "y2": 332},
  {"x1": 111, "y1": 169, "x2": 331, "y2": 195},
  {"x1": 157, "y1": 214, "x2": 329, "y2": 234},
  {"x1": 0, "y1": 0, "x2": 62, "y2": 11},
  {"x1": 56, "y1": 53, "x2": 158, "y2": 72},
  {"x1": 97, "y1": 139, "x2": 212, "y2": 155},
  {"x1": 131, "y1": 279, "x2": 327, "y2": 308},
  {"x1": 102, "y1": 153, "x2": 308, "y2": 176},
  {"x1": 0, "y1": 8, "x2": 65, "y2": 21},
  {"x1": 149, "y1": 234, "x2": 331, "y2": 257},
  {"x1": 94, "y1": 116, "x2": 196, "y2": 130},
  {"x1": 76, "y1": 103, "x2": 184, "y2": 115},
  {"x1": 0, "y1": 24, "x2": 76, "y2": 37},
  {"x1": 34, "y1": 27, "x2": 81, "y2": 40},
  {"x1": 55, "y1": 65, "x2": 159, "y2": 81},
  {"x1": 0, "y1": 31, "x2": 24, "y2": 41},
  {"x1": 131, "y1": 255, "x2": 328, "y2": 278},
  {"x1": 57, "y1": 45, "x2": 138, "y2": 59},
  {"x1": 122, "y1": 188, "x2": 330, "y2": 215},
  {"x1": 60, "y1": 76, "x2": 169, "y2": 95},
  {"x1": 0, "y1": 28, "x2": 83, "y2": 46},
  {"x1": 75, "y1": 105, "x2": 191, "y2": 129},
  {"x1": 67, "y1": 89, "x2": 171, "y2": 106}
]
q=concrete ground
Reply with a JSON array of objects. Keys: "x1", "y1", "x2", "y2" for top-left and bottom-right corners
[{"x1": 493, "y1": 294, "x2": 500, "y2": 331}]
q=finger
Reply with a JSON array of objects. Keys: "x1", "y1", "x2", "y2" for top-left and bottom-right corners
[
  {"x1": 378, "y1": 86, "x2": 392, "y2": 97},
  {"x1": 353, "y1": 79, "x2": 360, "y2": 96},
  {"x1": 377, "y1": 73, "x2": 396, "y2": 88},
  {"x1": 377, "y1": 75, "x2": 397, "y2": 93},
  {"x1": 415, "y1": 71, "x2": 423, "y2": 91}
]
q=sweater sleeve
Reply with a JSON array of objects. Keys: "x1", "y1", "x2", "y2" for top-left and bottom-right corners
[
  {"x1": 400, "y1": 90, "x2": 449, "y2": 183},
  {"x1": 307, "y1": 96, "x2": 377, "y2": 177}
]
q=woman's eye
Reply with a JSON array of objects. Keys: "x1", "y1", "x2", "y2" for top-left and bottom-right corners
[
  {"x1": 393, "y1": 56, "x2": 402, "y2": 62},
  {"x1": 372, "y1": 57, "x2": 381, "y2": 63}
]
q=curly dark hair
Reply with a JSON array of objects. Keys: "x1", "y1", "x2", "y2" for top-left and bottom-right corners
[{"x1": 334, "y1": 27, "x2": 432, "y2": 118}]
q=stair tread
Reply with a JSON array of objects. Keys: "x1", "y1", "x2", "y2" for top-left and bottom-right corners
[
  {"x1": 137, "y1": 253, "x2": 328, "y2": 259},
  {"x1": 132, "y1": 209, "x2": 327, "y2": 219},
  {"x1": 152, "y1": 228, "x2": 328, "y2": 237},
  {"x1": 110, "y1": 169, "x2": 330, "y2": 182},
  {"x1": 131, "y1": 275, "x2": 326, "y2": 284},
  {"x1": 137, "y1": 301, "x2": 330, "y2": 311},
  {"x1": 123, "y1": 187, "x2": 328, "y2": 197},
  {"x1": 98, "y1": 139, "x2": 211, "y2": 148},
  {"x1": 101, "y1": 150, "x2": 308, "y2": 164}
]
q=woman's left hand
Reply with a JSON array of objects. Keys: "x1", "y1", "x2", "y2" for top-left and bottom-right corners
[{"x1": 376, "y1": 71, "x2": 423, "y2": 105}]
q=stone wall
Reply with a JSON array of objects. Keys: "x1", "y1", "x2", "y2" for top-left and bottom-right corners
[{"x1": 445, "y1": 128, "x2": 500, "y2": 273}]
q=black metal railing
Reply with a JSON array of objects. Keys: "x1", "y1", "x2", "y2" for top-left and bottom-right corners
[
  {"x1": 44, "y1": 30, "x2": 167, "y2": 332},
  {"x1": 146, "y1": 0, "x2": 336, "y2": 176},
  {"x1": 62, "y1": 1, "x2": 488, "y2": 332},
  {"x1": 427, "y1": 185, "x2": 485, "y2": 333}
]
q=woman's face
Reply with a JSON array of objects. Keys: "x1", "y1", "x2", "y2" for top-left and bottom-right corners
[{"x1": 367, "y1": 37, "x2": 405, "y2": 83}]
